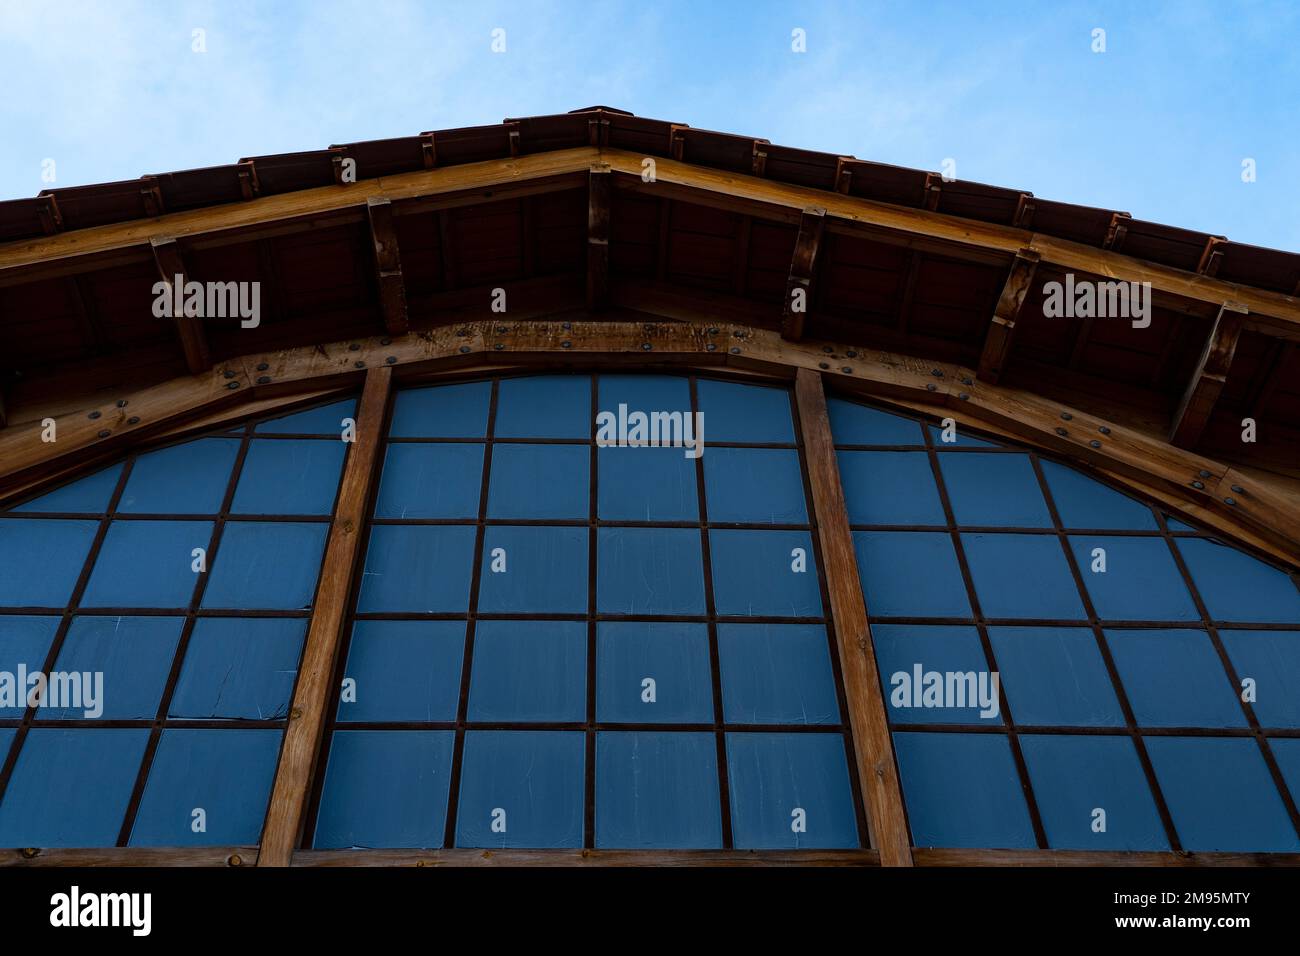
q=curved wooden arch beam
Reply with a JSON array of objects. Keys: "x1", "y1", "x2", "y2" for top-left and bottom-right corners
[{"x1": 1, "y1": 320, "x2": 1296, "y2": 565}]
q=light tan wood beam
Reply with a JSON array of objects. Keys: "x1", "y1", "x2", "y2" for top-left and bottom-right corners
[
  {"x1": 365, "y1": 197, "x2": 408, "y2": 336},
  {"x1": 976, "y1": 249, "x2": 1039, "y2": 383},
  {"x1": 781, "y1": 207, "x2": 825, "y2": 341},
  {"x1": 257, "y1": 365, "x2": 392, "y2": 866}
]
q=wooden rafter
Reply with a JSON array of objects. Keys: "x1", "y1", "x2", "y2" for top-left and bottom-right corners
[
  {"x1": 258, "y1": 365, "x2": 392, "y2": 866},
  {"x1": 1170, "y1": 301, "x2": 1248, "y2": 448},
  {"x1": 149, "y1": 237, "x2": 211, "y2": 374},
  {"x1": 365, "y1": 197, "x2": 409, "y2": 336},
  {"x1": 794, "y1": 368, "x2": 913, "y2": 866},
  {"x1": 976, "y1": 249, "x2": 1039, "y2": 383},
  {"x1": 781, "y1": 206, "x2": 825, "y2": 341},
  {"x1": 587, "y1": 166, "x2": 611, "y2": 310}
]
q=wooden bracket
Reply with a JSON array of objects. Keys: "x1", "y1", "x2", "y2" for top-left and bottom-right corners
[
  {"x1": 1197, "y1": 236, "x2": 1227, "y2": 277},
  {"x1": 977, "y1": 249, "x2": 1040, "y2": 383},
  {"x1": 1104, "y1": 212, "x2": 1131, "y2": 251},
  {"x1": 150, "y1": 237, "x2": 211, "y2": 374},
  {"x1": 587, "y1": 167, "x2": 612, "y2": 311},
  {"x1": 1170, "y1": 301, "x2": 1248, "y2": 448},
  {"x1": 781, "y1": 206, "x2": 826, "y2": 341},
  {"x1": 365, "y1": 197, "x2": 409, "y2": 336}
]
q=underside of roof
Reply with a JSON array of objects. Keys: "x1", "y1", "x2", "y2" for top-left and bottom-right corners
[{"x1": 0, "y1": 106, "x2": 1296, "y2": 495}]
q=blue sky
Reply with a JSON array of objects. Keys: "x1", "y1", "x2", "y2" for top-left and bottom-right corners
[{"x1": 2, "y1": 0, "x2": 1297, "y2": 251}]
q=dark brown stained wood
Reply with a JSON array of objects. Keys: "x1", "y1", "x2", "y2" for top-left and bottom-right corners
[
  {"x1": 977, "y1": 249, "x2": 1039, "y2": 382},
  {"x1": 294, "y1": 848, "x2": 878, "y2": 867},
  {"x1": 793, "y1": 367, "x2": 913, "y2": 866},
  {"x1": 257, "y1": 365, "x2": 392, "y2": 866},
  {"x1": 915, "y1": 848, "x2": 1300, "y2": 867},
  {"x1": 587, "y1": 166, "x2": 611, "y2": 310},
  {"x1": 2, "y1": 847, "x2": 252, "y2": 867},
  {"x1": 365, "y1": 197, "x2": 408, "y2": 336},
  {"x1": 895, "y1": 251, "x2": 923, "y2": 334},
  {"x1": 1170, "y1": 302, "x2": 1248, "y2": 448},
  {"x1": 781, "y1": 206, "x2": 826, "y2": 340},
  {"x1": 150, "y1": 237, "x2": 210, "y2": 374}
]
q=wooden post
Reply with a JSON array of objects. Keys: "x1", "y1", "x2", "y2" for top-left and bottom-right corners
[
  {"x1": 587, "y1": 167, "x2": 611, "y2": 311},
  {"x1": 258, "y1": 365, "x2": 392, "y2": 865},
  {"x1": 366, "y1": 197, "x2": 409, "y2": 336},
  {"x1": 977, "y1": 249, "x2": 1039, "y2": 383},
  {"x1": 793, "y1": 367, "x2": 914, "y2": 866},
  {"x1": 1170, "y1": 302, "x2": 1247, "y2": 448},
  {"x1": 781, "y1": 207, "x2": 825, "y2": 341},
  {"x1": 150, "y1": 237, "x2": 211, "y2": 374}
]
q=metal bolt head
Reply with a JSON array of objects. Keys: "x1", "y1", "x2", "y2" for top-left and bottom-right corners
[
  {"x1": 256, "y1": 362, "x2": 269, "y2": 372},
  {"x1": 116, "y1": 399, "x2": 128, "y2": 408},
  {"x1": 707, "y1": 327, "x2": 719, "y2": 334},
  {"x1": 386, "y1": 356, "x2": 397, "y2": 365},
  {"x1": 1089, "y1": 440, "x2": 1101, "y2": 448},
  {"x1": 960, "y1": 377, "x2": 973, "y2": 386},
  {"x1": 354, "y1": 360, "x2": 365, "y2": 369},
  {"x1": 226, "y1": 381, "x2": 240, "y2": 390},
  {"x1": 818, "y1": 362, "x2": 829, "y2": 370},
  {"x1": 561, "y1": 341, "x2": 572, "y2": 349},
  {"x1": 1060, "y1": 412, "x2": 1073, "y2": 421},
  {"x1": 496, "y1": 326, "x2": 507, "y2": 333},
  {"x1": 846, "y1": 350, "x2": 858, "y2": 358},
  {"x1": 349, "y1": 343, "x2": 360, "y2": 351},
  {"x1": 641, "y1": 343, "x2": 652, "y2": 351},
  {"x1": 1230, "y1": 484, "x2": 1244, "y2": 494},
  {"x1": 841, "y1": 367, "x2": 853, "y2": 374},
  {"x1": 1224, "y1": 497, "x2": 1237, "y2": 506},
  {"x1": 494, "y1": 343, "x2": 504, "y2": 351},
  {"x1": 1191, "y1": 480, "x2": 1205, "y2": 490},
  {"x1": 257, "y1": 375, "x2": 271, "y2": 384},
  {"x1": 88, "y1": 410, "x2": 101, "y2": 420},
  {"x1": 562, "y1": 322, "x2": 572, "y2": 331},
  {"x1": 459, "y1": 346, "x2": 471, "y2": 354},
  {"x1": 457, "y1": 329, "x2": 470, "y2": 337},
  {"x1": 1055, "y1": 427, "x2": 1068, "y2": 436},
  {"x1": 729, "y1": 347, "x2": 741, "y2": 355},
  {"x1": 926, "y1": 383, "x2": 937, "y2": 391},
  {"x1": 959, "y1": 392, "x2": 970, "y2": 401},
  {"x1": 127, "y1": 416, "x2": 140, "y2": 425},
  {"x1": 1098, "y1": 426, "x2": 1111, "y2": 435},
  {"x1": 1198, "y1": 469, "x2": 1211, "y2": 478},
  {"x1": 97, "y1": 429, "x2": 110, "y2": 439},
  {"x1": 380, "y1": 337, "x2": 391, "y2": 346},
  {"x1": 705, "y1": 343, "x2": 716, "y2": 352}
]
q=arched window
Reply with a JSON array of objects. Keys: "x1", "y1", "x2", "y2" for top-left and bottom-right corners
[
  {"x1": 828, "y1": 394, "x2": 1300, "y2": 853},
  {"x1": 0, "y1": 397, "x2": 356, "y2": 848}
]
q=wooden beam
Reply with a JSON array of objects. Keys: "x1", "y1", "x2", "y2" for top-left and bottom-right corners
[
  {"x1": 976, "y1": 249, "x2": 1039, "y2": 383},
  {"x1": 258, "y1": 365, "x2": 392, "y2": 866},
  {"x1": 793, "y1": 367, "x2": 913, "y2": 866},
  {"x1": 1170, "y1": 302, "x2": 1247, "y2": 448},
  {"x1": 895, "y1": 252, "x2": 923, "y2": 335},
  {"x1": 150, "y1": 237, "x2": 211, "y2": 374},
  {"x1": 2, "y1": 846, "x2": 252, "y2": 867},
  {"x1": 294, "y1": 848, "x2": 877, "y2": 867},
  {"x1": 915, "y1": 848, "x2": 1300, "y2": 868},
  {"x1": 781, "y1": 206, "x2": 826, "y2": 341},
  {"x1": 587, "y1": 167, "x2": 611, "y2": 311},
  {"x1": 365, "y1": 197, "x2": 408, "y2": 336}
]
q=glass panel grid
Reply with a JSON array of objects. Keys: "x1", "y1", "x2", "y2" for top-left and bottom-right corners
[
  {"x1": 308, "y1": 372, "x2": 867, "y2": 851},
  {"x1": 830, "y1": 393, "x2": 1300, "y2": 854},
  {"x1": 0, "y1": 398, "x2": 353, "y2": 847}
]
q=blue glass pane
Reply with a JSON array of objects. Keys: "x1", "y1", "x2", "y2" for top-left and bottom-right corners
[
  {"x1": 468, "y1": 620, "x2": 586, "y2": 722},
  {"x1": 939, "y1": 453, "x2": 1052, "y2": 528},
  {"x1": 710, "y1": 530, "x2": 822, "y2": 617},
  {"x1": 961, "y1": 533, "x2": 1086, "y2": 620},
  {"x1": 47, "y1": 615, "x2": 183, "y2": 719},
  {"x1": 828, "y1": 398, "x2": 923, "y2": 445},
  {"x1": 1145, "y1": 736, "x2": 1299, "y2": 852},
  {"x1": 597, "y1": 374, "x2": 692, "y2": 418},
  {"x1": 201, "y1": 522, "x2": 328, "y2": 610},
  {"x1": 1020, "y1": 735, "x2": 1168, "y2": 850},
  {"x1": 1106, "y1": 629, "x2": 1245, "y2": 728},
  {"x1": 595, "y1": 731, "x2": 722, "y2": 848},
  {"x1": 313, "y1": 730, "x2": 455, "y2": 848},
  {"x1": 374, "y1": 443, "x2": 483, "y2": 519},
  {"x1": 255, "y1": 398, "x2": 357, "y2": 435},
  {"x1": 336, "y1": 620, "x2": 465, "y2": 723},
  {"x1": 1070, "y1": 536, "x2": 1198, "y2": 621},
  {"x1": 596, "y1": 622, "x2": 713, "y2": 723},
  {"x1": 597, "y1": 527, "x2": 705, "y2": 615},
  {"x1": 118, "y1": 438, "x2": 240, "y2": 514},
  {"x1": 455, "y1": 731, "x2": 584, "y2": 848},
  {"x1": 0, "y1": 728, "x2": 149, "y2": 847},
  {"x1": 893, "y1": 731, "x2": 1036, "y2": 848},
  {"x1": 597, "y1": 446, "x2": 699, "y2": 521},
  {"x1": 0, "y1": 616, "x2": 60, "y2": 718},
  {"x1": 82, "y1": 520, "x2": 211, "y2": 608},
  {"x1": 718, "y1": 623, "x2": 839, "y2": 724},
  {"x1": 726, "y1": 733, "x2": 858, "y2": 849},
  {"x1": 231, "y1": 439, "x2": 346, "y2": 515},
  {"x1": 1271, "y1": 738, "x2": 1300, "y2": 809},
  {"x1": 389, "y1": 382, "x2": 491, "y2": 438},
  {"x1": 494, "y1": 375, "x2": 590, "y2": 439},
  {"x1": 171, "y1": 617, "x2": 307, "y2": 720},
  {"x1": 987, "y1": 626, "x2": 1124, "y2": 726},
  {"x1": 852, "y1": 532, "x2": 970, "y2": 617},
  {"x1": 1221, "y1": 630, "x2": 1300, "y2": 727},
  {"x1": 696, "y1": 380, "x2": 793, "y2": 444},
  {"x1": 1176, "y1": 538, "x2": 1300, "y2": 624},
  {"x1": 703, "y1": 448, "x2": 806, "y2": 525},
  {"x1": 1166, "y1": 517, "x2": 1199, "y2": 533},
  {"x1": 13, "y1": 463, "x2": 123, "y2": 513},
  {"x1": 488, "y1": 444, "x2": 588, "y2": 519},
  {"x1": 130, "y1": 729, "x2": 281, "y2": 846},
  {"x1": 477, "y1": 526, "x2": 587, "y2": 614},
  {"x1": 0, "y1": 519, "x2": 97, "y2": 608},
  {"x1": 1040, "y1": 460, "x2": 1158, "y2": 530},
  {"x1": 928, "y1": 424, "x2": 1000, "y2": 448},
  {"x1": 873, "y1": 625, "x2": 1000, "y2": 725},
  {"x1": 356, "y1": 525, "x2": 475, "y2": 613},
  {"x1": 838, "y1": 451, "x2": 944, "y2": 526}
]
